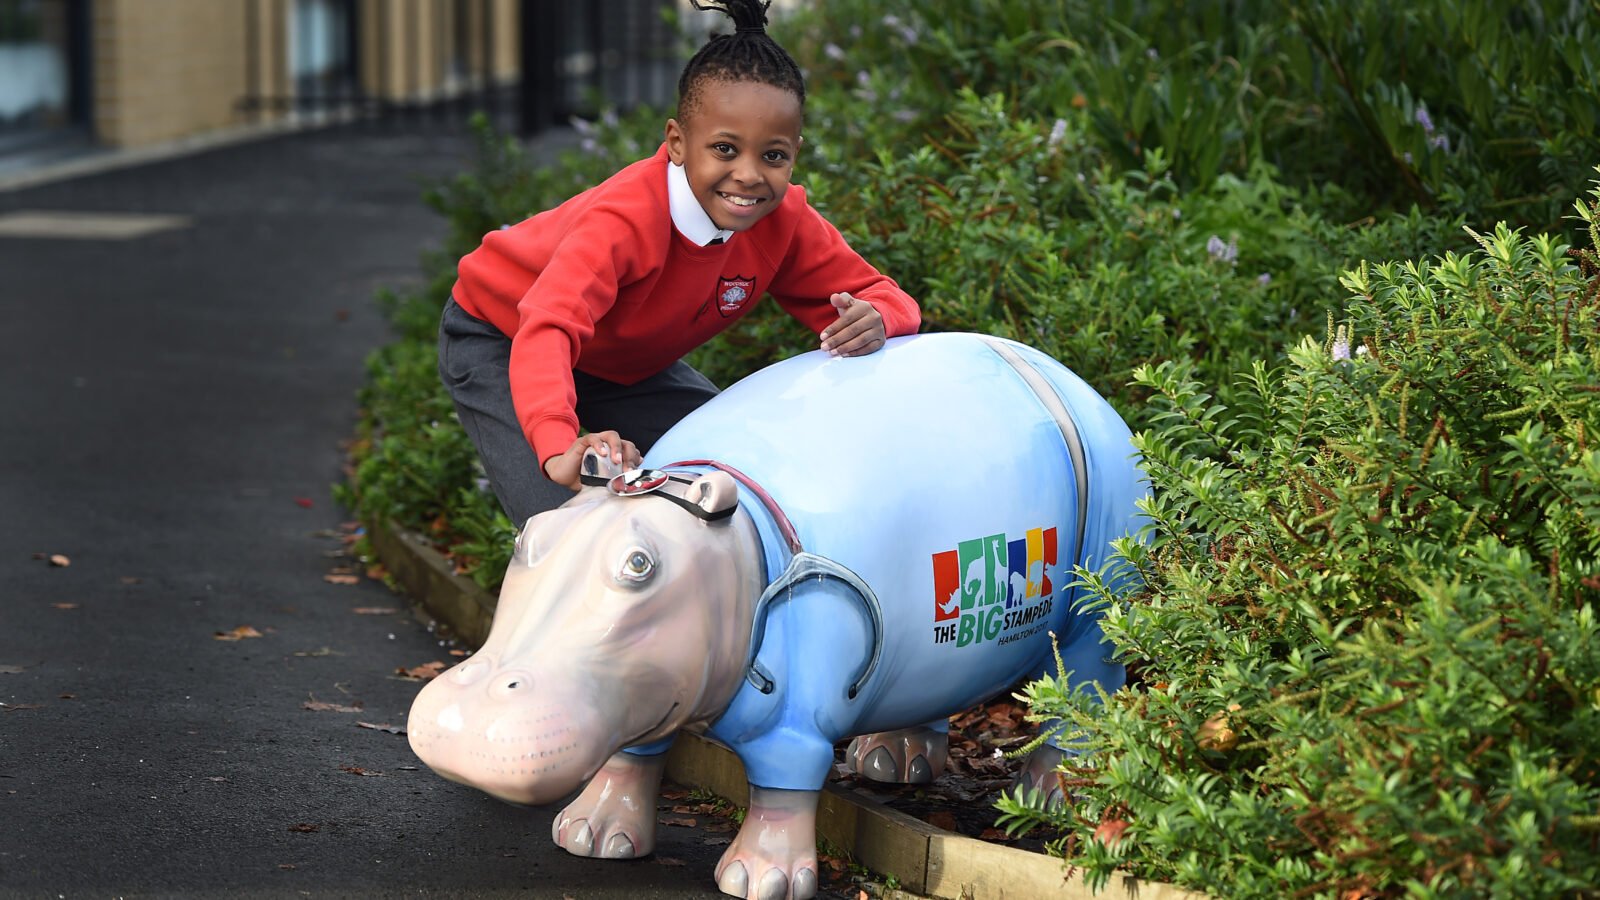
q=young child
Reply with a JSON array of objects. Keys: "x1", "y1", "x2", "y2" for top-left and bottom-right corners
[{"x1": 438, "y1": 0, "x2": 921, "y2": 526}]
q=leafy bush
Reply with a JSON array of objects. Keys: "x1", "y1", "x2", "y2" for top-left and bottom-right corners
[
  {"x1": 999, "y1": 174, "x2": 1600, "y2": 898},
  {"x1": 783, "y1": 0, "x2": 1599, "y2": 230}
]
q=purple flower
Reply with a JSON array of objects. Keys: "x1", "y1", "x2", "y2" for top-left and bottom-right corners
[
  {"x1": 824, "y1": 42, "x2": 845, "y2": 61},
  {"x1": 1430, "y1": 133, "x2": 1451, "y2": 152},
  {"x1": 1257, "y1": 272, "x2": 1272, "y2": 286},
  {"x1": 1415, "y1": 106, "x2": 1434, "y2": 134},
  {"x1": 1206, "y1": 235, "x2": 1238, "y2": 264},
  {"x1": 899, "y1": 25, "x2": 920, "y2": 44},
  {"x1": 1331, "y1": 326, "x2": 1351, "y2": 361},
  {"x1": 1047, "y1": 118, "x2": 1068, "y2": 146}
]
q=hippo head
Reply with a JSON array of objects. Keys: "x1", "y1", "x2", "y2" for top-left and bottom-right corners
[{"x1": 407, "y1": 459, "x2": 765, "y2": 806}]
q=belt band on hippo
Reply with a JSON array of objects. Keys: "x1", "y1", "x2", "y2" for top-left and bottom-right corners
[{"x1": 407, "y1": 332, "x2": 1147, "y2": 900}]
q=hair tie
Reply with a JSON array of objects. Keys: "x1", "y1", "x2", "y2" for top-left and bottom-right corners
[{"x1": 735, "y1": 23, "x2": 765, "y2": 34}]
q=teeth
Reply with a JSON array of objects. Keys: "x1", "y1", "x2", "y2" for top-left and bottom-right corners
[{"x1": 723, "y1": 194, "x2": 758, "y2": 207}]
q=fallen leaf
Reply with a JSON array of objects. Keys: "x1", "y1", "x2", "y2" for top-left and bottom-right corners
[
  {"x1": 340, "y1": 765, "x2": 385, "y2": 777},
  {"x1": 1, "y1": 703, "x2": 44, "y2": 712},
  {"x1": 119, "y1": 576, "x2": 142, "y2": 585},
  {"x1": 396, "y1": 661, "x2": 445, "y2": 681},
  {"x1": 660, "y1": 816, "x2": 698, "y2": 828},
  {"x1": 356, "y1": 721, "x2": 406, "y2": 735},
  {"x1": 278, "y1": 863, "x2": 296, "y2": 870},
  {"x1": 287, "y1": 823, "x2": 320, "y2": 833},
  {"x1": 365, "y1": 563, "x2": 387, "y2": 580},
  {"x1": 979, "y1": 827, "x2": 1011, "y2": 841},
  {"x1": 52, "y1": 603, "x2": 79, "y2": 610},
  {"x1": 655, "y1": 857, "x2": 685, "y2": 867},
  {"x1": 294, "y1": 497, "x2": 314, "y2": 508},
  {"x1": 302, "y1": 699, "x2": 363, "y2": 713},
  {"x1": 58, "y1": 693, "x2": 76, "y2": 700},
  {"x1": 0, "y1": 665, "x2": 25, "y2": 674},
  {"x1": 924, "y1": 811, "x2": 958, "y2": 831},
  {"x1": 214, "y1": 625, "x2": 264, "y2": 641},
  {"x1": 48, "y1": 554, "x2": 70, "y2": 567},
  {"x1": 351, "y1": 607, "x2": 397, "y2": 615},
  {"x1": 292, "y1": 647, "x2": 339, "y2": 658},
  {"x1": 448, "y1": 649, "x2": 468, "y2": 657},
  {"x1": 323, "y1": 574, "x2": 359, "y2": 585}
]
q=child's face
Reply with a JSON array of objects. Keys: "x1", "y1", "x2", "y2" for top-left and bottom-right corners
[{"x1": 665, "y1": 80, "x2": 803, "y2": 233}]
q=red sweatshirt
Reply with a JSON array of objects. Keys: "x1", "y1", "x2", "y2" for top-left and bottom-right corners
[{"x1": 451, "y1": 142, "x2": 922, "y2": 467}]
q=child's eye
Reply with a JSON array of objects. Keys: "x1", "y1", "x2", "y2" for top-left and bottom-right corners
[
  {"x1": 712, "y1": 142, "x2": 736, "y2": 156},
  {"x1": 763, "y1": 150, "x2": 791, "y2": 164}
]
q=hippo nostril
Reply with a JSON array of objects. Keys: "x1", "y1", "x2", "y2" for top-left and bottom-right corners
[
  {"x1": 449, "y1": 656, "x2": 495, "y2": 685},
  {"x1": 489, "y1": 670, "x2": 534, "y2": 699}
]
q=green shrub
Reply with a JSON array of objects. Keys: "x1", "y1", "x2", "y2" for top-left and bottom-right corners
[
  {"x1": 999, "y1": 173, "x2": 1600, "y2": 898},
  {"x1": 782, "y1": 0, "x2": 1599, "y2": 231}
]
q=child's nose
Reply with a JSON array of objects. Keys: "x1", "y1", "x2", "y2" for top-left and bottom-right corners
[{"x1": 732, "y1": 156, "x2": 761, "y2": 184}]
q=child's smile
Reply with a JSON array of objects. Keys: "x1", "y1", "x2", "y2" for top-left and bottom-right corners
[{"x1": 665, "y1": 80, "x2": 803, "y2": 233}]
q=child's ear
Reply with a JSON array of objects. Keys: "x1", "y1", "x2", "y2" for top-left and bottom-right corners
[{"x1": 664, "y1": 118, "x2": 686, "y2": 165}]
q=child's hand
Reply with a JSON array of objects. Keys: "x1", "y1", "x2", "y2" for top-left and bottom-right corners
[
  {"x1": 544, "y1": 431, "x2": 641, "y2": 490},
  {"x1": 820, "y1": 292, "x2": 886, "y2": 357}
]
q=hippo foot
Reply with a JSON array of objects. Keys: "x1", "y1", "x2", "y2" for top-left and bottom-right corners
[
  {"x1": 715, "y1": 786, "x2": 819, "y2": 900},
  {"x1": 551, "y1": 751, "x2": 666, "y2": 859},
  {"x1": 1010, "y1": 744, "x2": 1069, "y2": 810},
  {"x1": 845, "y1": 725, "x2": 948, "y2": 784}
]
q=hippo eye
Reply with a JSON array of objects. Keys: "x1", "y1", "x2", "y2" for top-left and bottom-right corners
[{"x1": 617, "y1": 548, "x2": 656, "y2": 585}]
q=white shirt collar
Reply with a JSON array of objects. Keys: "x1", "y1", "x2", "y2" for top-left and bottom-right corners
[{"x1": 668, "y1": 161, "x2": 734, "y2": 246}]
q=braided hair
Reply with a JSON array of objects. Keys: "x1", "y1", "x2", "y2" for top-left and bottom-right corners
[{"x1": 678, "y1": 0, "x2": 806, "y2": 119}]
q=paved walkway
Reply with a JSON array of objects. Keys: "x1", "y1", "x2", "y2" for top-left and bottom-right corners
[{"x1": 0, "y1": 125, "x2": 744, "y2": 898}]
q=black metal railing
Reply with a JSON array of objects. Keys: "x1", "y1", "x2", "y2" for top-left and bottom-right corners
[{"x1": 519, "y1": 0, "x2": 680, "y2": 132}]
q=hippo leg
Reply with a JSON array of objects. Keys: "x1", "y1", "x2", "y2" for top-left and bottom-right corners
[
  {"x1": 551, "y1": 750, "x2": 666, "y2": 859},
  {"x1": 844, "y1": 722, "x2": 949, "y2": 784},
  {"x1": 1010, "y1": 744, "x2": 1069, "y2": 809},
  {"x1": 715, "y1": 786, "x2": 820, "y2": 900}
]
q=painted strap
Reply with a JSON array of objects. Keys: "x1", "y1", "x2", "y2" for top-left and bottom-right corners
[{"x1": 978, "y1": 338, "x2": 1091, "y2": 572}]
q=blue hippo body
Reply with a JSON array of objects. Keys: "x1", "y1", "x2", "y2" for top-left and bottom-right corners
[{"x1": 640, "y1": 332, "x2": 1144, "y2": 792}]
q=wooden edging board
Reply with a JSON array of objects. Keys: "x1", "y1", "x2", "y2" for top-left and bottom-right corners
[{"x1": 369, "y1": 521, "x2": 1205, "y2": 900}]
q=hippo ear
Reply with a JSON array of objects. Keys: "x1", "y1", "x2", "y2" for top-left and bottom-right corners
[
  {"x1": 580, "y1": 447, "x2": 624, "y2": 484},
  {"x1": 687, "y1": 471, "x2": 739, "y2": 519}
]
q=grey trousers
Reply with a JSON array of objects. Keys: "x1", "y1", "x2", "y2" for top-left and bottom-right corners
[{"x1": 437, "y1": 296, "x2": 720, "y2": 526}]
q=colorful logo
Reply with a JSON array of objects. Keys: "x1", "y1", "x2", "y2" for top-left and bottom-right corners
[
  {"x1": 931, "y1": 527, "x2": 1058, "y2": 647},
  {"x1": 715, "y1": 275, "x2": 757, "y2": 316}
]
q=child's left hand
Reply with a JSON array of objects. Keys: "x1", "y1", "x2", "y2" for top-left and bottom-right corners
[{"x1": 820, "y1": 292, "x2": 886, "y2": 357}]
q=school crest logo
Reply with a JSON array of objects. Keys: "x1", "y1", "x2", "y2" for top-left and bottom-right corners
[{"x1": 714, "y1": 275, "x2": 757, "y2": 317}]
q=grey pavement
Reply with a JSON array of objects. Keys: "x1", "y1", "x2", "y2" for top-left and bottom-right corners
[{"x1": 0, "y1": 125, "x2": 756, "y2": 899}]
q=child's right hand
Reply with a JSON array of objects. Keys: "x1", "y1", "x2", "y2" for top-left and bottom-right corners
[{"x1": 544, "y1": 431, "x2": 641, "y2": 490}]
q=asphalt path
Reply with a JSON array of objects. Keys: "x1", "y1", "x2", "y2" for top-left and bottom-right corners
[{"x1": 0, "y1": 126, "x2": 757, "y2": 899}]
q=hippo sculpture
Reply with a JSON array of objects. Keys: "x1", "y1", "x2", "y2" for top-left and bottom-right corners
[{"x1": 408, "y1": 332, "x2": 1145, "y2": 900}]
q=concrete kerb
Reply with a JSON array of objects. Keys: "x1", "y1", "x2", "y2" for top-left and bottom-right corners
[{"x1": 369, "y1": 520, "x2": 1206, "y2": 900}]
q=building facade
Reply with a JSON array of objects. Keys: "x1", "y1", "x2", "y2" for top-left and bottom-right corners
[{"x1": 1, "y1": 0, "x2": 520, "y2": 154}]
